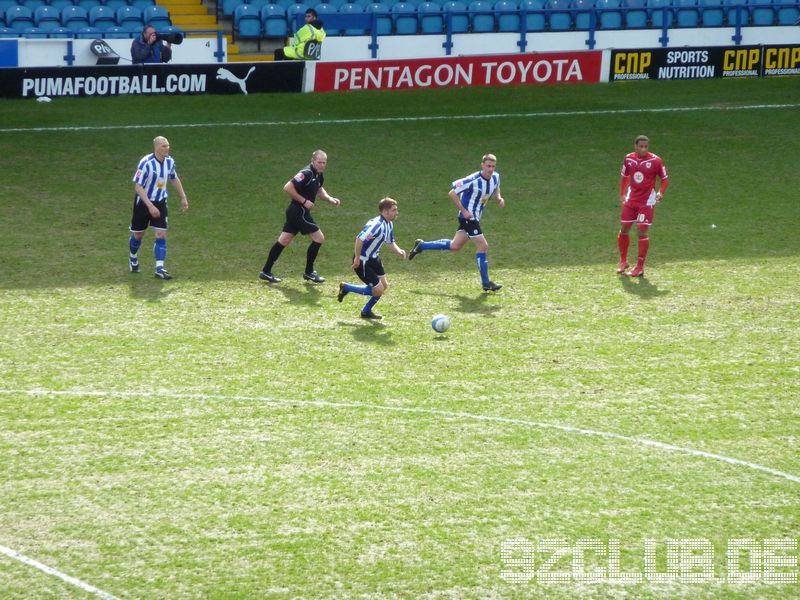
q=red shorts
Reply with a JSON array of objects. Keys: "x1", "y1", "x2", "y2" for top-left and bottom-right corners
[{"x1": 620, "y1": 202, "x2": 654, "y2": 228}]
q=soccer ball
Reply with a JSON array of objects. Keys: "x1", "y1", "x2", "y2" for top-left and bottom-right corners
[{"x1": 431, "y1": 314, "x2": 451, "y2": 333}]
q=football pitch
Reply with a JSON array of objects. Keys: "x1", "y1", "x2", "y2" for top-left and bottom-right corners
[{"x1": 0, "y1": 77, "x2": 799, "y2": 598}]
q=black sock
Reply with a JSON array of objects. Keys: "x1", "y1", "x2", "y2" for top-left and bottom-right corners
[
  {"x1": 263, "y1": 242, "x2": 285, "y2": 273},
  {"x1": 306, "y1": 241, "x2": 322, "y2": 274}
]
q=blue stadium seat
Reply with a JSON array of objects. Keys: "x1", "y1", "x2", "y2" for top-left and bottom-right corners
[
  {"x1": 365, "y1": 2, "x2": 391, "y2": 33},
  {"x1": 391, "y1": 1, "x2": 416, "y2": 33},
  {"x1": 338, "y1": 1, "x2": 368, "y2": 34},
  {"x1": 47, "y1": 0, "x2": 76, "y2": 11},
  {"x1": 103, "y1": 0, "x2": 126, "y2": 9},
  {"x1": 700, "y1": 0, "x2": 723, "y2": 24},
  {"x1": 0, "y1": 26, "x2": 18, "y2": 36},
  {"x1": 76, "y1": 0, "x2": 101, "y2": 9},
  {"x1": 547, "y1": 0, "x2": 572, "y2": 29},
  {"x1": 598, "y1": 0, "x2": 622, "y2": 27},
  {"x1": 33, "y1": 4, "x2": 60, "y2": 28},
  {"x1": 521, "y1": 0, "x2": 545, "y2": 29},
  {"x1": 89, "y1": 4, "x2": 116, "y2": 28},
  {"x1": 572, "y1": 0, "x2": 593, "y2": 28},
  {"x1": 103, "y1": 23, "x2": 131, "y2": 36},
  {"x1": 442, "y1": 0, "x2": 468, "y2": 31},
  {"x1": 286, "y1": 1, "x2": 309, "y2": 26},
  {"x1": 74, "y1": 23, "x2": 99, "y2": 35},
  {"x1": 724, "y1": 0, "x2": 748, "y2": 24},
  {"x1": 234, "y1": 2, "x2": 261, "y2": 37},
  {"x1": 417, "y1": 0, "x2": 443, "y2": 32},
  {"x1": 142, "y1": 4, "x2": 169, "y2": 26},
  {"x1": 321, "y1": 0, "x2": 345, "y2": 7},
  {"x1": 118, "y1": 19, "x2": 140, "y2": 31},
  {"x1": 261, "y1": 2, "x2": 287, "y2": 35},
  {"x1": 468, "y1": 0, "x2": 494, "y2": 29},
  {"x1": 6, "y1": 5, "x2": 34, "y2": 30},
  {"x1": 272, "y1": 0, "x2": 295, "y2": 7},
  {"x1": 116, "y1": 4, "x2": 141, "y2": 23},
  {"x1": 494, "y1": 0, "x2": 519, "y2": 30},
  {"x1": 0, "y1": 0, "x2": 16, "y2": 17},
  {"x1": 311, "y1": 2, "x2": 338, "y2": 34},
  {"x1": 220, "y1": 0, "x2": 242, "y2": 12},
  {"x1": 674, "y1": 0, "x2": 698, "y2": 25},
  {"x1": 130, "y1": 0, "x2": 154, "y2": 8},
  {"x1": 248, "y1": 0, "x2": 272, "y2": 10},
  {"x1": 23, "y1": 25, "x2": 49, "y2": 36},
  {"x1": 749, "y1": 0, "x2": 773, "y2": 24},
  {"x1": 648, "y1": 0, "x2": 672, "y2": 26},
  {"x1": 776, "y1": 3, "x2": 798, "y2": 23},
  {"x1": 61, "y1": 4, "x2": 89, "y2": 28},
  {"x1": 47, "y1": 25, "x2": 72, "y2": 34},
  {"x1": 24, "y1": 0, "x2": 48, "y2": 10}
]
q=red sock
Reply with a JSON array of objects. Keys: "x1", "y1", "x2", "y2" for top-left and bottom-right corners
[
  {"x1": 637, "y1": 235, "x2": 649, "y2": 267},
  {"x1": 617, "y1": 233, "x2": 630, "y2": 261}
]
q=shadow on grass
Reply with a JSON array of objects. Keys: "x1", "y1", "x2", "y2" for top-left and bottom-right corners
[
  {"x1": 127, "y1": 274, "x2": 175, "y2": 303},
  {"x1": 410, "y1": 289, "x2": 502, "y2": 317},
  {"x1": 338, "y1": 320, "x2": 396, "y2": 346},
  {"x1": 263, "y1": 281, "x2": 325, "y2": 307},
  {"x1": 619, "y1": 275, "x2": 669, "y2": 299}
]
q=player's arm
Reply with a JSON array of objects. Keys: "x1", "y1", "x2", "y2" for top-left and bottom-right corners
[
  {"x1": 316, "y1": 186, "x2": 341, "y2": 207},
  {"x1": 387, "y1": 241, "x2": 406, "y2": 260},
  {"x1": 619, "y1": 175, "x2": 629, "y2": 205},
  {"x1": 284, "y1": 180, "x2": 313, "y2": 210},
  {"x1": 656, "y1": 164, "x2": 669, "y2": 202},
  {"x1": 135, "y1": 183, "x2": 161, "y2": 218},
  {"x1": 495, "y1": 186, "x2": 505, "y2": 208},
  {"x1": 352, "y1": 237, "x2": 364, "y2": 269},
  {"x1": 170, "y1": 177, "x2": 189, "y2": 213},
  {"x1": 449, "y1": 189, "x2": 472, "y2": 220}
]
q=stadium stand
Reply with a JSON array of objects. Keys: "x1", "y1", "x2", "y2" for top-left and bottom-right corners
[
  {"x1": 700, "y1": 0, "x2": 724, "y2": 25},
  {"x1": 442, "y1": 0, "x2": 468, "y2": 31},
  {"x1": 468, "y1": 0, "x2": 494, "y2": 30},
  {"x1": 648, "y1": 0, "x2": 673, "y2": 26},
  {"x1": 494, "y1": 0, "x2": 519, "y2": 30},
  {"x1": 548, "y1": 0, "x2": 572, "y2": 29},
  {"x1": 338, "y1": 1, "x2": 368, "y2": 34},
  {"x1": 391, "y1": 1, "x2": 417, "y2": 33},
  {"x1": 366, "y1": 1, "x2": 393, "y2": 32},
  {"x1": 262, "y1": 2, "x2": 289, "y2": 36},
  {"x1": 33, "y1": 4, "x2": 61, "y2": 29},
  {"x1": 521, "y1": 0, "x2": 546, "y2": 30}
]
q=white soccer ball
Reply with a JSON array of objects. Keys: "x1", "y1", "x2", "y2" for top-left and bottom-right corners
[{"x1": 431, "y1": 314, "x2": 451, "y2": 333}]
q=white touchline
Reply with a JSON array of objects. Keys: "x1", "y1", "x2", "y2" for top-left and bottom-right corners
[
  {"x1": 0, "y1": 544, "x2": 119, "y2": 600},
  {"x1": 1, "y1": 103, "x2": 798, "y2": 134},
  {"x1": 2, "y1": 388, "x2": 799, "y2": 485}
]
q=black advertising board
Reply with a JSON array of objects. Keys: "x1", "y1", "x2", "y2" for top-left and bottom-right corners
[
  {"x1": 0, "y1": 62, "x2": 304, "y2": 98},
  {"x1": 610, "y1": 46, "x2": 765, "y2": 81},
  {"x1": 762, "y1": 44, "x2": 800, "y2": 77}
]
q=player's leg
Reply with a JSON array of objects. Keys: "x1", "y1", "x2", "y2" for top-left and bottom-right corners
[
  {"x1": 128, "y1": 197, "x2": 149, "y2": 273},
  {"x1": 153, "y1": 229, "x2": 170, "y2": 279},
  {"x1": 618, "y1": 204, "x2": 636, "y2": 273},
  {"x1": 304, "y1": 228, "x2": 325, "y2": 283},
  {"x1": 628, "y1": 210, "x2": 653, "y2": 277},
  {"x1": 339, "y1": 258, "x2": 377, "y2": 303},
  {"x1": 472, "y1": 234, "x2": 501, "y2": 291},
  {"x1": 361, "y1": 260, "x2": 386, "y2": 319}
]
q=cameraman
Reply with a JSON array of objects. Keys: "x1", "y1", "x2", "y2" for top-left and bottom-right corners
[{"x1": 131, "y1": 25, "x2": 172, "y2": 64}]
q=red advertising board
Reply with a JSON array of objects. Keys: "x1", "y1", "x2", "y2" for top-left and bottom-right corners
[{"x1": 312, "y1": 51, "x2": 603, "y2": 92}]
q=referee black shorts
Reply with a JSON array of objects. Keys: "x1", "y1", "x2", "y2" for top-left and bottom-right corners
[
  {"x1": 354, "y1": 256, "x2": 384, "y2": 287},
  {"x1": 282, "y1": 202, "x2": 319, "y2": 235}
]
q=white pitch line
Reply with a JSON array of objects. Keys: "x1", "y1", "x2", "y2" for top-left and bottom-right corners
[
  {"x1": 2, "y1": 388, "x2": 800, "y2": 485},
  {"x1": 0, "y1": 544, "x2": 119, "y2": 600},
  {"x1": 1, "y1": 102, "x2": 798, "y2": 134}
]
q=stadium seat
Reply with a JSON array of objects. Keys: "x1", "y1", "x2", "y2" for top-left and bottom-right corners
[
  {"x1": 22, "y1": 25, "x2": 48, "y2": 36},
  {"x1": 47, "y1": 0, "x2": 76, "y2": 11},
  {"x1": 102, "y1": 0, "x2": 126, "y2": 9},
  {"x1": 142, "y1": 4, "x2": 169, "y2": 26},
  {"x1": 248, "y1": 0, "x2": 272, "y2": 11},
  {"x1": 33, "y1": 4, "x2": 60, "y2": 28},
  {"x1": 89, "y1": 4, "x2": 116, "y2": 28},
  {"x1": 116, "y1": 4, "x2": 141, "y2": 23},
  {"x1": 310, "y1": 2, "x2": 339, "y2": 34},
  {"x1": 699, "y1": 0, "x2": 723, "y2": 24},
  {"x1": 103, "y1": 23, "x2": 131, "y2": 36},
  {"x1": 130, "y1": 0, "x2": 154, "y2": 8},
  {"x1": 521, "y1": 0, "x2": 546, "y2": 29},
  {"x1": 0, "y1": 0, "x2": 16, "y2": 17},
  {"x1": 73, "y1": 23, "x2": 99, "y2": 35},
  {"x1": 61, "y1": 4, "x2": 89, "y2": 28},
  {"x1": 365, "y1": 1, "x2": 392, "y2": 33},
  {"x1": 338, "y1": 1, "x2": 368, "y2": 34},
  {"x1": 648, "y1": 0, "x2": 672, "y2": 26},
  {"x1": 24, "y1": 0, "x2": 47, "y2": 10},
  {"x1": 724, "y1": 0, "x2": 748, "y2": 24},
  {"x1": 749, "y1": 0, "x2": 773, "y2": 24},
  {"x1": 272, "y1": 0, "x2": 295, "y2": 7},
  {"x1": 494, "y1": 0, "x2": 519, "y2": 30},
  {"x1": 76, "y1": 0, "x2": 101, "y2": 9},
  {"x1": 776, "y1": 3, "x2": 798, "y2": 24},
  {"x1": 468, "y1": 0, "x2": 494, "y2": 29},
  {"x1": 390, "y1": 1, "x2": 416, "y2": 33},
  {"x1": 547, "y1": 0, "x2": 572, "y2": 29},
  {"x1": 221, "y1": 0, "x2": 244, "y2": 15},
  {"x1": 261, "y1": 2, "x2": 287, "y2": 35},
  {"x1": 674, "y1": 0, "x2": 698, "y2": 25},
  {"x1": 597, "y1": 0, "x2": 622, "y2": 27},
  {"x1": 572, "y1": 0, "x2": 594, "y2": 28},
  {"x1": 7, "y1": 5, "x2": 35, "y2": 30},
  {"x1": 118, "y1": 18, "x2": 140, "y2": 31},
  {"x1": 233, "y1": 2, "x2": 261, "y2": 38},
  {"x1": 442, "y1": 0, "x2": 468, "y2": 31},
  {"x1": 48, "y1": 24, "x2": 72, "y2": 34}
]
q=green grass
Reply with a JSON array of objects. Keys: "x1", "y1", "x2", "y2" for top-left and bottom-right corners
[{"x1": 0, "y1": 77, "x2": 799, "y2": 598}]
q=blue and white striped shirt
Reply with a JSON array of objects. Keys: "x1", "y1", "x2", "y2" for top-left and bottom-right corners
[
  {"x1": 452, "y1": 170, "x2": 500, "y2": 221},
  {"x1": 357, "y1": 215, "x2": 395, "y2": 259},
  {"x1": 133, "y1": 153, "x2": 177, "y2": 204}
]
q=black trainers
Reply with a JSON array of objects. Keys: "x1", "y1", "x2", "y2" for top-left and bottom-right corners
[
  {"x1": 337, "y1": 282, "x2": 348, "y2": 303},
  {"x1": 129, "y1": 257, "x2": 139, "y2": 273},
  {"x1": 154, "y1": 267, "x2": 172, "y2": 280},
  {"x1": 259, "y1": 271, "x2": 281, "y2": 283},
  {"x1": 408, "y1": 239, "x2": 424, "y2": 260},
  {"x1": 482, "y1": 281, "x2": 502, "y2": 292},
  {"x1": 303, "y1": 271, "x2": 325, "y2": 283},
  {"x1": 361, "y1": 310, "x2": 382, "y2": 320}
]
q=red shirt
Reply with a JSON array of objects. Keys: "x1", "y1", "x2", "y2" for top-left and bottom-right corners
[{"x1": 620, "y1": 151, "x2": 668, "y2": 205}]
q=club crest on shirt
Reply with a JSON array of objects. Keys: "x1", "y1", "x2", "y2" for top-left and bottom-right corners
[
  {"x1": 135, "y1": 170, "x2": 143, "y2": 179},
  {"x1": 633, "y1": 171, "x2": 645, "y2": 183},
  {"x1": 293, "y1": 172, "x2": 305, "y2": 182}
]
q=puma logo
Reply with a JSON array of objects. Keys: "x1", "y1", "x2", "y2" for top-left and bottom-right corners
[{"x1": 215, "y1": 66, "x2": 256, "y2": 94}]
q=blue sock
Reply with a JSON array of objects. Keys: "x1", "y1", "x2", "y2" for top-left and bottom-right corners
[
  {"x1": 362, "y1": 296, "x2": 380, "y2": 314},
  {"x1": 344, "y1": 283, "x2": 372, "y2": 296},
  {"x1": 129, "y1": 235, "x2": 141, "y2": 258},
  {"x1": 476, "y1": 252, "x2": 489, "y2": 285},
  {"x1": 154, "y1": 238, "x2": 167, "y2": 267},
  {"x1": 421, "y1": 239, "x2": 451, "y2": 251}
]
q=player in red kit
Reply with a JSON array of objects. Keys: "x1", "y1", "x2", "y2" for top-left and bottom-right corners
[{"x1": 617, "y1": 135, "x2": 669, "y2": 277}]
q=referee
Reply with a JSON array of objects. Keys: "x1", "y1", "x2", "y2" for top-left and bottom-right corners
[{"x1": 259, "y1": 149, "x2": 341, "y2": 284}]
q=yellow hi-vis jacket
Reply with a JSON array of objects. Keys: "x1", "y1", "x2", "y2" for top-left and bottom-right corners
[{"x1": 283, "y1": 23, "x2": 326, "y2": 60}]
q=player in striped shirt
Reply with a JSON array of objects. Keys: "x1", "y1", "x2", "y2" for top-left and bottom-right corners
[
  {"x1": 128, "y1": 136, "x2": 189, "y2": 279},
  {"x1": 337, "y1": 198, "x2": 407, "y2": 320},
  {"x1": 617, "y1": 135, "x2": 669, "y2": 278},
  {"x1": 408, "y1": 154, "x2": 505, "y2": 291}
]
